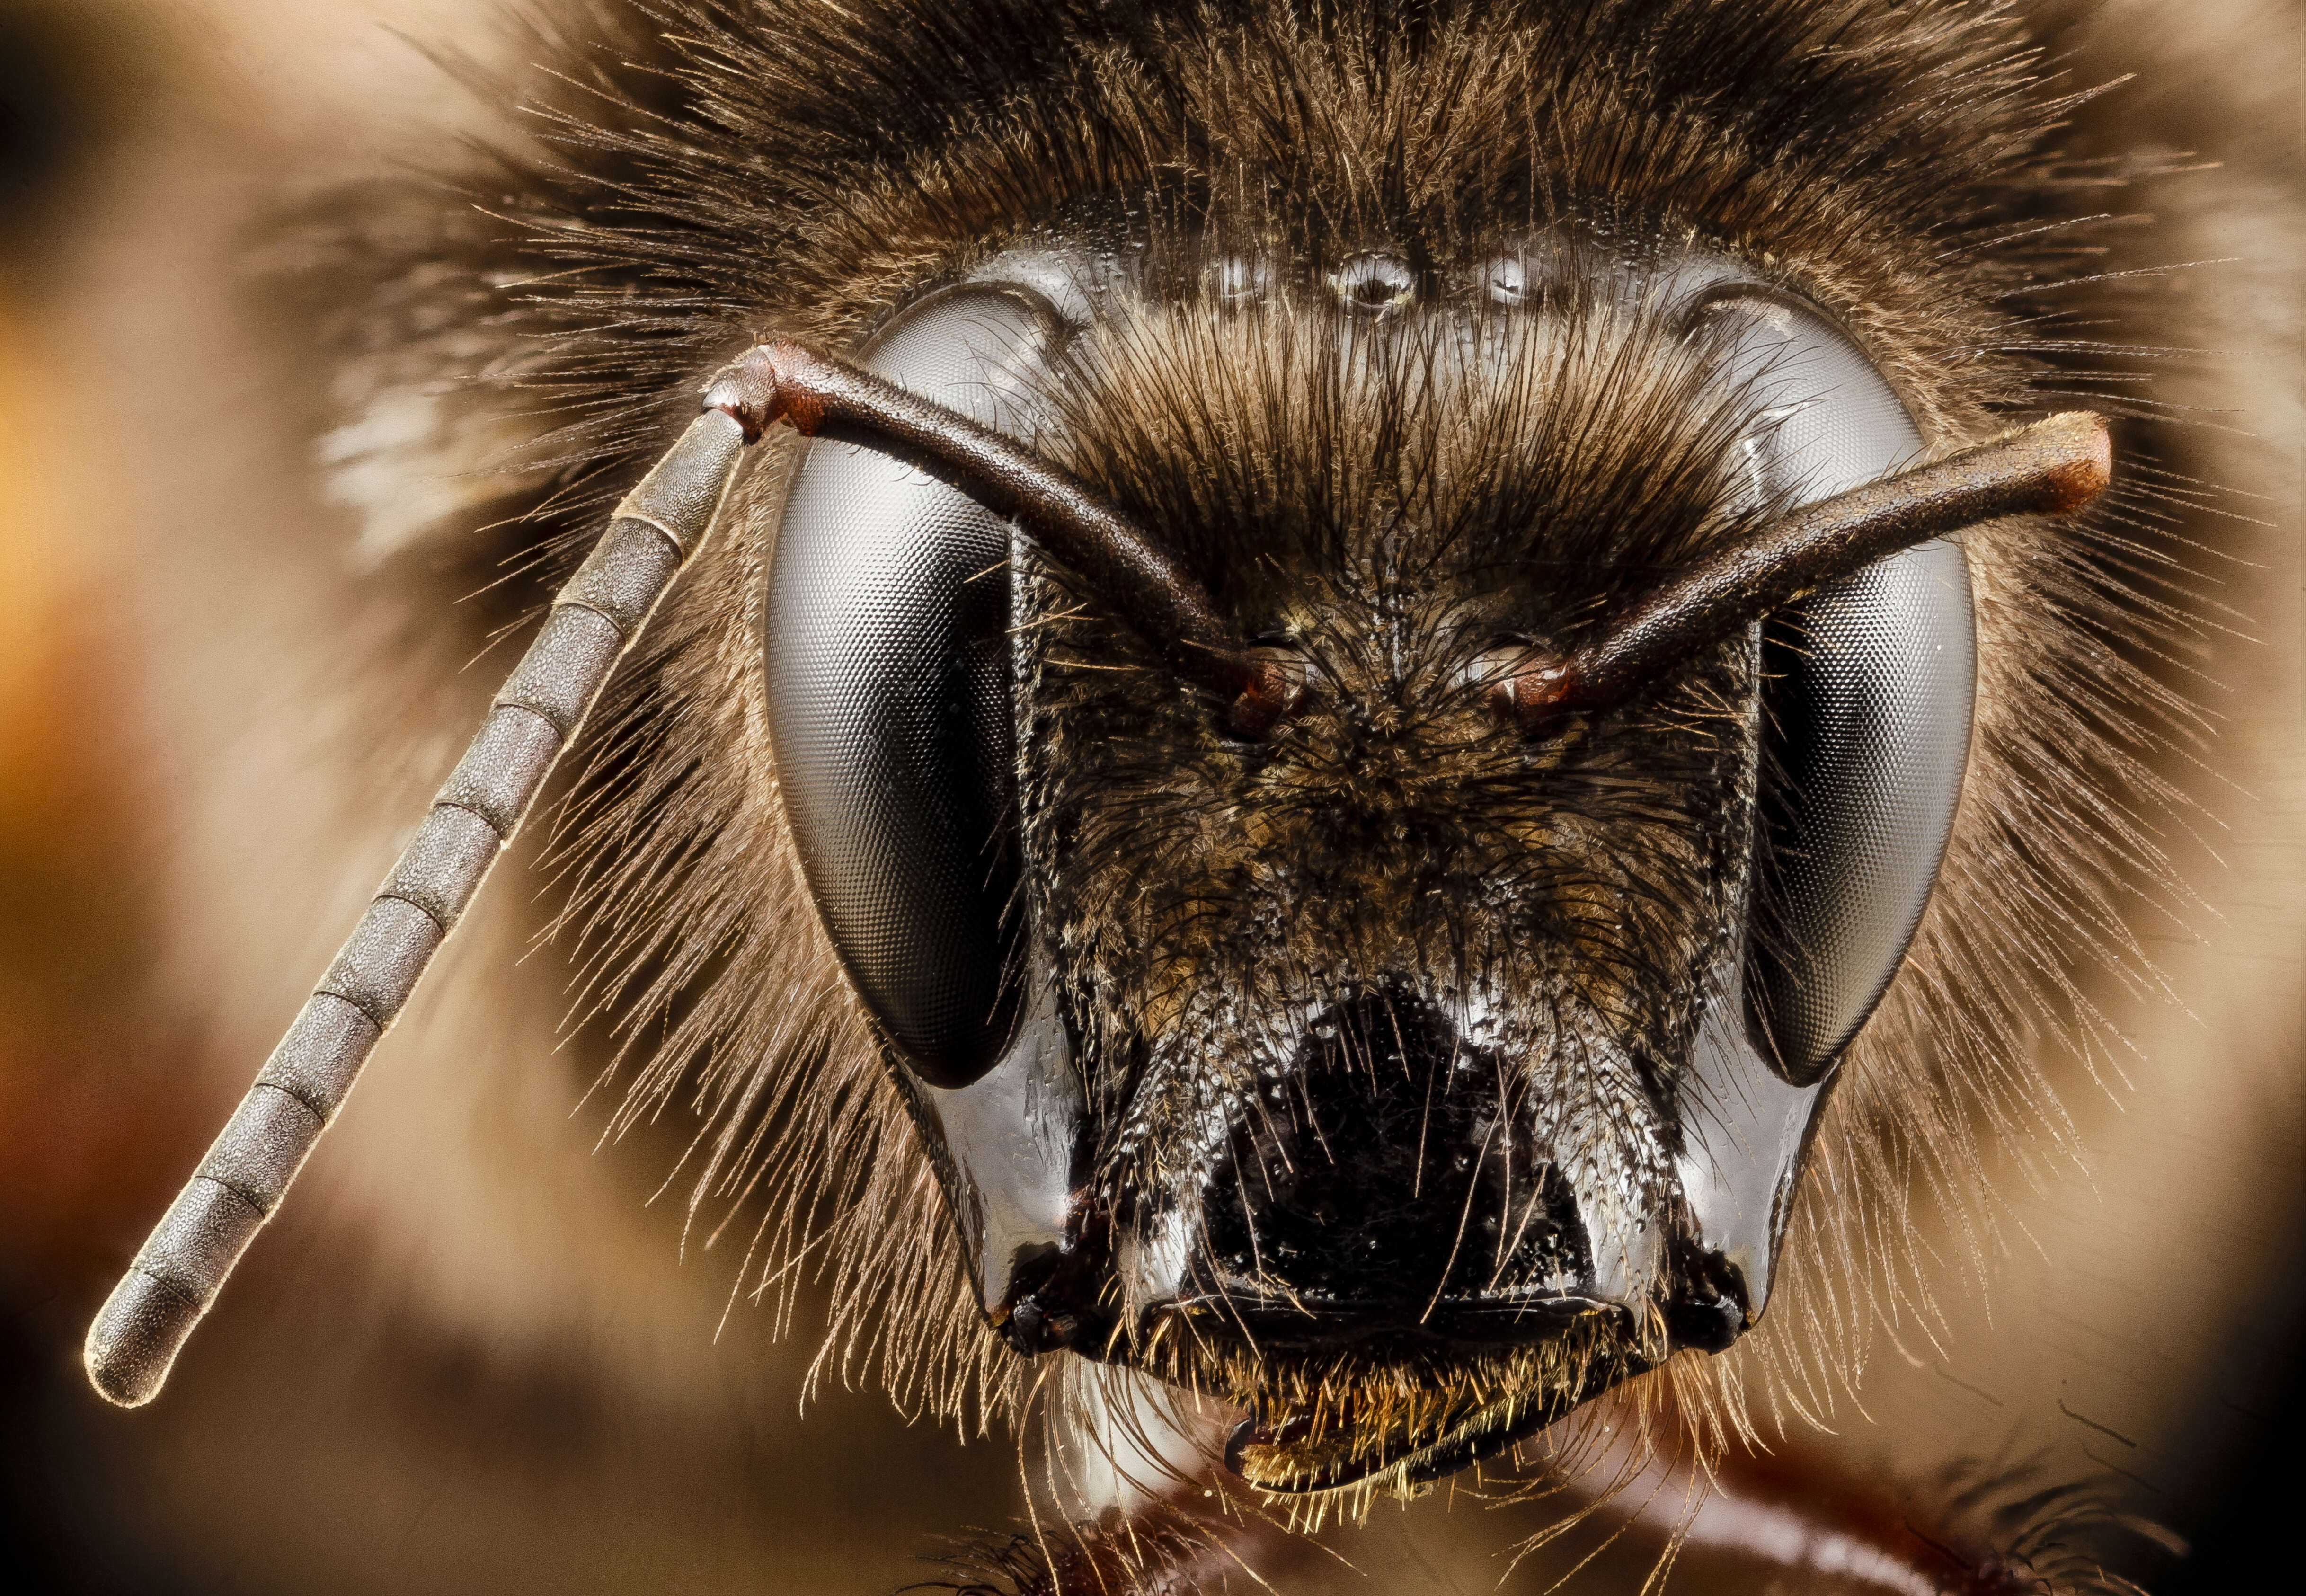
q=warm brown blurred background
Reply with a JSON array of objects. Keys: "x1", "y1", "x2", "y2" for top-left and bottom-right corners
[{"x1": 2, "y1": 3, "x2": 2303, "y2": 1594}]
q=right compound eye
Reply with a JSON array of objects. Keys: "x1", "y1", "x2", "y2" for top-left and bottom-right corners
[
  {"x1": 1695, "y1": 286, "x2": 1976, "y2": 1088},
  {"x1": 763, "y1": 284, "x2": 1065, "y2": 1089}
]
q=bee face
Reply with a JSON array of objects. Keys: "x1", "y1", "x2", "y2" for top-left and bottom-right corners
[
  {"x1": 1020, "y1": 262, "x2": 1761, "y2": 1439},
  {"x1": 765, "y1": 215, "x2": 1982, "y2": 1487}
]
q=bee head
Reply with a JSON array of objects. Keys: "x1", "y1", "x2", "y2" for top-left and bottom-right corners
[
  {"x1": 89, "y1": 0, "x2": 2134, "y2": 1506},
  {"x1": 763, "y1": 223, "x2": 2022, "y2": 1492}
]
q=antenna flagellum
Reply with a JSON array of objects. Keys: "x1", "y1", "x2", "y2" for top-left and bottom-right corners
[
  {"x1": 84, "y1": 402, "x2": 753, "y2": 1407},
  {"x1": 1495, "y1": 411, "x2": 2113, "y2": 727}
]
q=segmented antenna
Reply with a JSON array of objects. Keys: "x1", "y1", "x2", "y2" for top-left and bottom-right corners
[
  {"x1": 84, "y1": 400, "x2": 753, "y2": 1406},
  {"x1": 84, "y1": 339, "x2": 2111, "y2": 1406}
]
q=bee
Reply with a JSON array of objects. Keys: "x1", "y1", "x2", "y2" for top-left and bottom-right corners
[{"x1": 30, "y1": 0, "x2": 2299, "y2": 1592}]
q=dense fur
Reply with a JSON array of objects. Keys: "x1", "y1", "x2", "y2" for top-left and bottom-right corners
[
  {"x1": 27, "y1": 0, "x2": 2294, "y2": 1591},
  {"x1": 297, "y1": 0, "x2": 2204, "y2": 1440},
  {"x1": 1013, "y1": 288, "x2": 1760, "y2": 1428}
]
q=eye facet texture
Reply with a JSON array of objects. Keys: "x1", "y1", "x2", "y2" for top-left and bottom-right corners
[
  {"x1": 1710, "y1": 293, "x2": 1977, "y2": 1085},
  {"x1": 765, "y1": 284, "x2": 1064, "y2": 1087}
]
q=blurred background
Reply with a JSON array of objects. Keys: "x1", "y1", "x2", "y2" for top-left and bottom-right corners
[{"x1": 0, "y1": 2, "x2": 2302, "y2": 1593}]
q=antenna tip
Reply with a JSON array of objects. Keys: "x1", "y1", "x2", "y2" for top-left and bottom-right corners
[
  {"x1": 2031, "y1": 411, "x2": 2113, "y2": 514},
  {"x1": 84, "y1": 1269, "x2": 200, "y2": 1407}
]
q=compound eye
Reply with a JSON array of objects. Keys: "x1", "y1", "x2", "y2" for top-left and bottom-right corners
[
  {"x1": 1699, "y1": 289, "x2": 1977, "y2": 1086},
  {"x1": 763, "y1": 284, "x2": 1064, "y2": 1088}
]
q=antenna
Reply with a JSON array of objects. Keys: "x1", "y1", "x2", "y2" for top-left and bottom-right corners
[
  {"x1": 1490, "y1": 412, "x2": 2112, "y2": 727},
  {"x1": 85, "y1": 336, "x2": 2111, "y2": 1406},
  {"x1": 84, "y1": 395, "x2": 754, "y2": 1406}
]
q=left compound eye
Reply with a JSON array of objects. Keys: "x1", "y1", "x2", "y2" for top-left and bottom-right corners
[
  {"x1": 1698, "y1": 287, "x2": 1977, "y2": 1086},
  {"x1": 763, "y1": 284, "x2": 1064, "y2": 1088}
]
